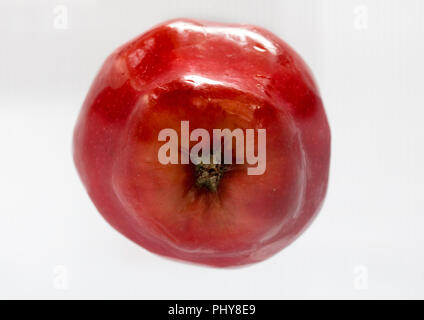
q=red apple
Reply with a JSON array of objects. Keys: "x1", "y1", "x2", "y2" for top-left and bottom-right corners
[{"x1": 73, "y1": 19, "x2": 331, "y2": 267}]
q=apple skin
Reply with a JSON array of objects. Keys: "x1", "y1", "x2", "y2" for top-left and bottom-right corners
[{"x1": 73, "y1": 18, "x2": 331, "y2": 267}]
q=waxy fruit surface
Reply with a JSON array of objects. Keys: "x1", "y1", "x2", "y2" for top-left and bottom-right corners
[{"x1": 73, "y1": 19, "x2": 331, "y2": 267}]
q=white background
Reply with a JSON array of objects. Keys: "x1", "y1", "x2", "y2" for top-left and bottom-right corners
[{"x1": 1, "y1": 0, "x2": 423, "y2": 299}]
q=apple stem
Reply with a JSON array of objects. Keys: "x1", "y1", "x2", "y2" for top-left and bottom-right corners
[{"x1": 194, "y1": 158, "x2": 229, "y2": 192}]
